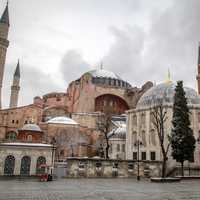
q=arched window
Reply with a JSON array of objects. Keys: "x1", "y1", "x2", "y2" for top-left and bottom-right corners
[
  {"x1": 141, "y1": 131, "x2": 146, "y2": 147},
  {"x1": 150, "y1": 129, "x2": 156, "y2": 146},
  {"x1": 5, "y1": 131, "x2": 17, "y2": 141},
  {"x1": 36, "y1": 156, "x2": 46, "y2": 174},
  {"x1": 4, "y1": 155, "x2": 15, "y2": 175},
  {"x1": 20, "y1": 156, "x2": 31, "y2": 176},
  {"x1": 132, "y1": 131, "x2": 137, "y2": 145},
  {"x1": 117, "y1": 144, "x2": 120, "y2": 152},
  {"x1": 27, "y1": 135, "x2": 32, "y2": 142},
  {"x1": 141, "y1": 113, "x2": 146, "y2": 124},
  {"x1": 150, "y1": 112, "x2": 154, "y2": 124},
  {"x1": 133, "y1": 115, "x2": 137, "y2": 126}
]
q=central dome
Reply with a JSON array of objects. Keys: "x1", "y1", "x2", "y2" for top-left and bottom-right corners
[
  {"x1": 85, "y1": 69, "x2": 132, "y2": 88},
  {"x1": 137, "y1": 82, "x2": 200, "y2": 109},
  {"x1": 87, "y1": 69, "x2": 122, "y2": 80}
]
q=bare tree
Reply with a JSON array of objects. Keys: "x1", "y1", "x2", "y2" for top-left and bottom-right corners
[
  {"x1": 151, "y1": 99, "x2": 170, "y2": 178},
  {"x1": 96, "y1": 106, "x2": 113, "y2": 159}
]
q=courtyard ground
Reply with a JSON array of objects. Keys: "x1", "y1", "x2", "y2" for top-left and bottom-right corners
[{"x1": 0, "y1": 178, "x2": 199, "y2": 200}]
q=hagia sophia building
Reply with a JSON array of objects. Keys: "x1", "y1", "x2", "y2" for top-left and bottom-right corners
[{"x1": 0, "y1": 3, "x2": 200, "y2": 176}]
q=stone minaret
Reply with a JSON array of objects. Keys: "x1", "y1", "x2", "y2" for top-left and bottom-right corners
[
  {"x1": 197, "y1": 42, "x2": 200, "y2": 95},
  {"x1": 0, "y1": 2, "x2": 9, "y2": 108},
  {"x1": 9, "y1": 60, "x2": 20, "y2": 108}
]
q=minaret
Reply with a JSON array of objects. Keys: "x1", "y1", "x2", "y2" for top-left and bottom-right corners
[
  {"x1": 0, "y1": 2, "x2": 10, "y2": 108},
  {"x1": 197, "y1": 42, "x2": 200, "y2": 95},
  {"x1": 9, "y1": 60, "x2": 20, "y2": 108}
]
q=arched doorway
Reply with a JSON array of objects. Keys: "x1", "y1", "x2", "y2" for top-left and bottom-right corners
[
  {"x1": 4, "y1": 155, "x2": 15, "y2": 175},
  {"x1": 95, "y1": 94, "x2": 129, "y2": 114},
  {"x1": 20, "y1": 156, "x2": 31, "y2": 176},
  {"x1": 36, "y1": 156, "x2": 46, "y2": 174}
]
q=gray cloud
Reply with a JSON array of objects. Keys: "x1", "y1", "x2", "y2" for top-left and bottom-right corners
[
  {"x1": 2, "y1": 62, "x2": 63, "y2": 108},
  {"x1": 1, "y1": 0, "x2": 200, "y2": 107},
  {"x1": 60, "y1": 50, "x2": 90, "y2": 84}
]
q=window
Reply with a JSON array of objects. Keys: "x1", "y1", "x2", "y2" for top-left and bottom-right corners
[
  {"x1": 133, "y1": 115, "x2": 137, "y2": 126},
  {"x1": 60, "y1": 150, "x2": 64, "y2": 156},
  {"x1": 150, "y1": 129, "x2": 156, "y2": 146},
  {"x1": 117, "y1": 144, "x2": 120, "y2": 152},
  {"x1": 133, "y1": 152, "x2": 137, "y2": 160},
  {"x1": 12, "y1": 120, "x2": 14, "y2": 124},
  {"x1": 110, "y1": 144, "x2": 112, "y2": 153},
  {"x1": 150, "y1": 112, "x2": 154, "y2": 124},
  {"x1": 141, "y1": 152, "x2": 146, "y2": 160},
  {"x1": 141, "y1": 131, "x2": 146, "y2": 147},
  {"x1": 150, "y1": 152, "x2": 156, "y2": 161},
  {"x1": 27, "y1": 135, "x2": 32, "y2": 142},
  {"x1": 198, "y1": 112, "x2": 200, "y2": 123},
  {"x1": 6, "y1": 131, "x2": 17, "y2": 141},
  {"x1": 141, "y1": 113, "x2": 146, "y2": 124},
  {"x1": 132, "y1": 131, "x2": 137, "y2": 145},
  {"x1": 16, "y1": 120, "x2": 19, "y2": 124},
  {"x1": 113, "y1": 163, "x2": 118, "y2": 169},
  {"x1": 122, "y1": 144, "x2": 125, "y2": 152},
  {"x1": 56, "y1": 97, "x2": 61, "y2": 101}
]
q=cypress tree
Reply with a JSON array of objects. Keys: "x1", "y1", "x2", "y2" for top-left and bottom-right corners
[{"x1": 171, "y1": 81, "x2": 196, "y2": 176}]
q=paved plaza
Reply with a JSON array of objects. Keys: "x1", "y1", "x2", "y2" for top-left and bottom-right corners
[{"x1": 0, "y1": 178, "x2": 200, "y2": 200}]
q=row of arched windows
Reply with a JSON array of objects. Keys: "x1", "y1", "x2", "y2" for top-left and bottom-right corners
[
  {"x1": 4, "y1": 155, "x2": 46, "y2": 176},
  {"x1": 132, "y1": 130, "x2": 157, "y2": 147},
  {"x1": 92, "y1": 77, "x2": 131, "y2": 88}
]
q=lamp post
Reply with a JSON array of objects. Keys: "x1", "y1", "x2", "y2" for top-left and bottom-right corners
[
  {"x1": 50, "y1": 137, "x2": 56, "y2": 177},
  {"x1": 134, "y1": 139, "x2": 142, "y2": 181}
]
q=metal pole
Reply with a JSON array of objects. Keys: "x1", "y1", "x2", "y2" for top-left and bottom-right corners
[{"x1": 137, "y1": 140, "x2": 140, "y2": 181}]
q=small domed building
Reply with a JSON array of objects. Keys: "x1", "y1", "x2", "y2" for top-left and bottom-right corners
[
  {"x1": 126, "y1": 81, "x2": 200, "y2": 166},
  {"x1": 18, "y1": 123, "x2": 43, "y2": 143},
  {"x1": 0, "y1": 122, "x2": 54, "y2": 176},
  {"x1": 41, "y1": 116, "x2": 91, "y2": 159}
]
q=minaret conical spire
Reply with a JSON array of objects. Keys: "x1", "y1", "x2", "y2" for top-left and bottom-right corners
[
  {"x1": 14, "y1": 59, "x2": 20, "y2": 78},
  {"x1": 9, "y1": 60, "x2": 20, "y2": 108},
  {"x1": 0, "y1": 1, "x2": 10, "y2": 26}
]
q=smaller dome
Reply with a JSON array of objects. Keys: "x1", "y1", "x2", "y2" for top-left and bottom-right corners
[
  {"x1": 47, "y1": 116, "x2": 78, "y2": 125},
  {"x1": 137, "y1": 82, "x2": 200, "y2": 109},
  {"x1": 21, "y1": 124, "x2": 42, "y2": 132}
]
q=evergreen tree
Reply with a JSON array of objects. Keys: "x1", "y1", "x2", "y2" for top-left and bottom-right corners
[{"x1": 171, "y1": 81, "x2": 196, "y2": 176}]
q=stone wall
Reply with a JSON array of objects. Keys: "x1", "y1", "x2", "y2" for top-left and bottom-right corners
[{"x1": 55, "y1": 158, "x2": 162, "y2": 178}]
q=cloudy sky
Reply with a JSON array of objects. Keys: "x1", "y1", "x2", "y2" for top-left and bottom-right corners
[{"x1": 1, "y1": 0, "x2": 200, "y2": 108}]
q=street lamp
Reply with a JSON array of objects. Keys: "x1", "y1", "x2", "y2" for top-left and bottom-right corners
[{"x1": 134, "y1": 139, "x2": 143, "y2": 181}]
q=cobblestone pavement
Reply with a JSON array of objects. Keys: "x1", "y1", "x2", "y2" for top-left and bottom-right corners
[{"x1": 0, "y1": 178, "x2": 200, "y2": 200}]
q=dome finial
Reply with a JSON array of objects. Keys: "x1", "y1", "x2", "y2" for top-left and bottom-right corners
[{"x1": 165, "y1": 68, "x2": 172, "y2": 83}]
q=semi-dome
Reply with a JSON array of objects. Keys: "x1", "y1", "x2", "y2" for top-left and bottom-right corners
[
  {"x1": 137, "y1": 82, "x2": 200, "y2": 109},
  {"x1": 47, "y1": 116, "x2": 78, "y2": 125},
  {"x1": 21, "y1": 123, "x2": 42, "y2": 132},
  {"x1": 85, "y1": 69, "x2": 132, "y2": 89}
]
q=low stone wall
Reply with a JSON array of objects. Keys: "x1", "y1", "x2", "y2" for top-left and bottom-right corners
[{"x1": 55, "y1": 158, "x2": 162, "y2": 178}]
